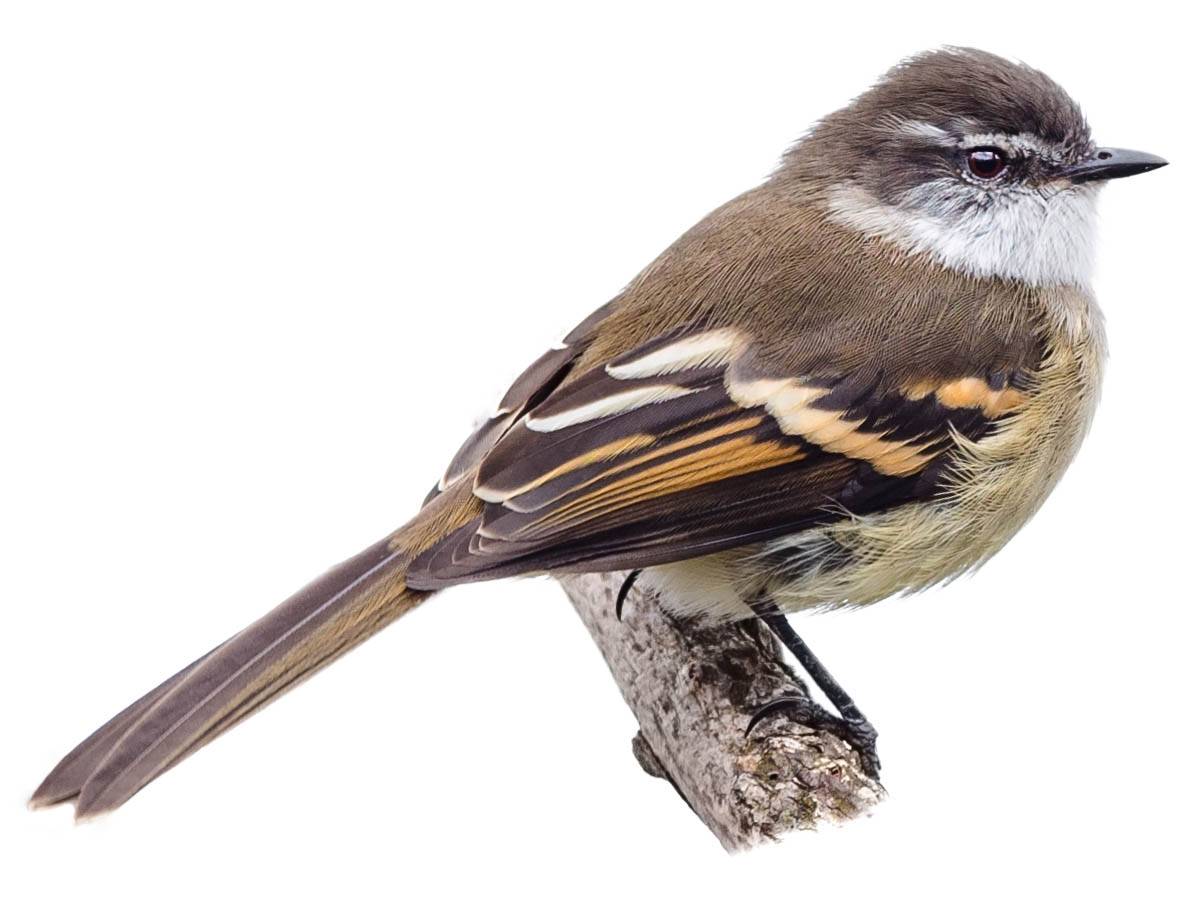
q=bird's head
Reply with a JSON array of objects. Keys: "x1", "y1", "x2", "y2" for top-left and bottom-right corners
[{"x1": 781, "y1": 48, "x2": 1167, "y2": 287}]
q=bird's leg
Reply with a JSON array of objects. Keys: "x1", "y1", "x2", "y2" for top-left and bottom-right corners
[
  {"x1": 749, "y1": 610, "x2": 881, "y2": 780},
  {"x1": 615, "y1": 569, "x2": 642, "y2": 621},
  {"x1": 614, "y1": 570, "x2": 880, "y2": 777}
]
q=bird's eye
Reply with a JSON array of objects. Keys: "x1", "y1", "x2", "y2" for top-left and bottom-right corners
[{"x1": 966, "y1": 147, "x2": 1007, "y2": 179}]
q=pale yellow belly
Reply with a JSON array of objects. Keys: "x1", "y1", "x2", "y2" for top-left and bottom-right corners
[{"x1": 649, "y1": 288, "x2": 1106, "y2": 621}]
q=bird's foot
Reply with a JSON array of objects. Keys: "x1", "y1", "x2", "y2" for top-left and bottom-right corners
[
  {"x1": 615, "y1": 569, "x2": 642, "y2": 621},
  {"x1": 747, "y1": 694, "x2": 881, "y2": 780}
]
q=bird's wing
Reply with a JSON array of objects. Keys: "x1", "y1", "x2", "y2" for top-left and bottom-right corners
[
  {"x1": 406, "y1": 323, "x2": 1031, "y2": 587},
  {"x1": 423, "y1": 301, "x2": 618, "y2": 505}
]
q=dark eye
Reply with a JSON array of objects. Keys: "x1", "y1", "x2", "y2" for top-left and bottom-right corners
[{"x1": 966, "y1": 147, "x2": 1007, "y2": 179}]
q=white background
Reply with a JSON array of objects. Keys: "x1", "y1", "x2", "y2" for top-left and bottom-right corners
[{"x1": 2, "y1": 2, "x2": 1191, "y2": 894}]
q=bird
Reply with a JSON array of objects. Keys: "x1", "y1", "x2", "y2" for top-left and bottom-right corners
[{"x1": 32, "y1": 47, "x2": 1166, "y2": 818}]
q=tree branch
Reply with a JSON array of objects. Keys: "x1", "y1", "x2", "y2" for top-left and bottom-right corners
[{"x1": 559, "y1": 572, "x2": 884, "y2": 851}]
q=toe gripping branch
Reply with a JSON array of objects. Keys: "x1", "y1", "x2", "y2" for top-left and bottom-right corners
[
  {"x1": 615, "y1": 569, "x2": 642, "y2": 622},
  {"x1": 573, "y1": 570, "x2": 885, "y2": 846},
  {"x1": 749, "y1": 612, "x2": 881, "y2": 780},
  {"x1": 614, "y1": 571, "x2": 881, "y2": 780}
]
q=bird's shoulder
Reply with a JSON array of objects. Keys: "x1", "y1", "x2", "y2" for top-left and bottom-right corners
[{"x1": 581, "y1": 186, "x2": 1046, "y2": 386}]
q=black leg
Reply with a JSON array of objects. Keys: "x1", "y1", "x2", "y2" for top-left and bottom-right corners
[
  {"x1": 763, "y1": 614, "x2": 867, "y2": 723},
  {"x1": 750, "y1": 611, "x2": 881, "y2": 779},
  {"x1": 615, "y1": 569, "x2": 642, "y2": 622}
]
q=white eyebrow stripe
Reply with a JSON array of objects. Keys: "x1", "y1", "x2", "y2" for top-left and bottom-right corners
[
  {"x1": 896, "y1": 119, "x2": 953, "y2": 144},
  {"x1": 605, "y1": 330, "x2": 742, "y2": 379},
  {"x1": 524, "y1": 385, "x2": 705, "y2": 432},
  {"x1": 962, "y1": 131, "x2": 1055, "y2": 157}
]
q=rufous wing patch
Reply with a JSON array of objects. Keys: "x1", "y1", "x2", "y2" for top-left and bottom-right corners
[
  {"x1": 531, "y1": 434, "x2": 806, "y2": 532},
  {"x1": 472, "y1": 433, "x2": 657, "y2": 504},
  {"x1": 494, "y1": 416, "x2": 770, "y2": 512},
  {"x1": 728, "y1": 374, "x2": 939, "y2": 476},
  {"x1": 903, "y1": 376, "x2": 1026, "y2": 417}
]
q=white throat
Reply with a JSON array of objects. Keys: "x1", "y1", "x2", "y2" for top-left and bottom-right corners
[{"x1": 825, "y1": 180, "x2": 1100, "y2": 288}]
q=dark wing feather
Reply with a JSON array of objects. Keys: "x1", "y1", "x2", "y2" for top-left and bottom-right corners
[
  {"x1": 423, "y1": 301, "x2": 617, "y2": 504},
  {"x1": 407, "y1": 325, "x2": 1029, "y2": 588}
]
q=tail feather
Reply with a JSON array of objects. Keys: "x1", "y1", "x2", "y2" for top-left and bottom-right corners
[
  {"x1": 29, "y1": 646, "x2": 222, "y2": 808},
  {"x1": 33, "y1": 534, "x2": 430, "y2": 819}
]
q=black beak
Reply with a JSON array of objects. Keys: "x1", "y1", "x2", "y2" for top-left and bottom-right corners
[{"x1": 1060, "y1": 147, "x2": 1168, "y2": 183}]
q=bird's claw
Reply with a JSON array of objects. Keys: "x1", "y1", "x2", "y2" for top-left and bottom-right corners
[
  {"x1": 615, "y1": 569, "x2": 642, "y2": 622},
  {"x1": 746, "y1": 694, "x2": 881, "y2": 780}
]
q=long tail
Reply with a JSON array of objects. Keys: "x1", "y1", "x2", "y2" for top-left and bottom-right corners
[{"x1": 31, "y1": 533, "x2": 430, "y2": 819}]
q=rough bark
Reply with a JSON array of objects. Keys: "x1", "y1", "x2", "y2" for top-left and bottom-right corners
[{"x1": 559, "y1": 572, "x2": 884, "y2": 851}]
